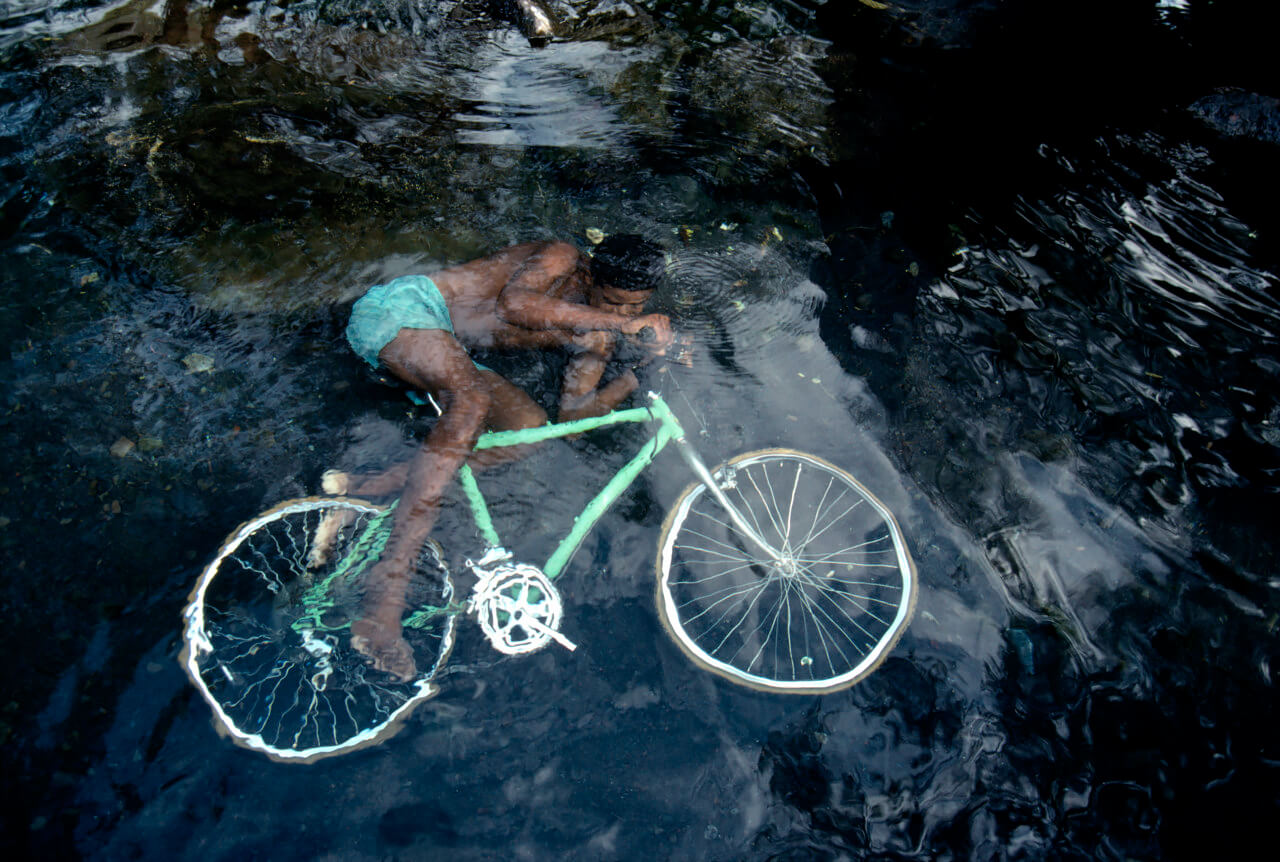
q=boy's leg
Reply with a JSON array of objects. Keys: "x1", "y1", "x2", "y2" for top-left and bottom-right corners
[
  {"x1": 349, "y1": 329, "x2": 492, "y2": 679},
  {"x1": 339, "y1": 369, "x2": 547, "y2": 498}
]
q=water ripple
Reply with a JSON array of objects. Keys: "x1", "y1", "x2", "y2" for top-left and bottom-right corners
[{"x1": 452, "y1": 32, "x2": 638, "y2": 148}]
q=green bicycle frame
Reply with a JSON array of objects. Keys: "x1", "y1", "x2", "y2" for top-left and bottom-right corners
[
  {"x1": 456, "y1": 392, "x2": 687, "y2": 580},
  {"x1": 302, "y1": 392, "x2": 782, "y2": 634}
]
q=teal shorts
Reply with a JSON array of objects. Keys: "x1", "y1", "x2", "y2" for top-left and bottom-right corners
[{"x1": 347, "y1": 275, "x2": 458, "y2": 370}]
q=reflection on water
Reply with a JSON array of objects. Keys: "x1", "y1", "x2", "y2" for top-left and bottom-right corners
[
  {"x1": 922, "y1": 130, "x2": 1280, "y2": 528},
  {"x1": 868, "y1": 121, "x2": 1279, "y2": 856},
  {"x1": 3, "y1": 1, "x2": 1279, "y2": 859},
  {"x1": 453, "y1": 34, "x2": 640, "y2": 148}
]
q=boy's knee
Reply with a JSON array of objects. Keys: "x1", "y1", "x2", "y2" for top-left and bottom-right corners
[
  {"x1": 497, "y1": 399, "x2": 546, "y2": 432},
  {"x1": 521, "y1": 403, "x2": 548, "y2": 429},
  {"x1": 449, "y1": 383, "x2": 492, "y2": 425}
]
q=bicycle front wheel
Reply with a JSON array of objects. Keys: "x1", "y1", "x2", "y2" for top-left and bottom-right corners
[
  {"x1": 180, "y1": 497, "x2": 457, "y2": 762},
  {"x1": 656, "y1": 449, "x2": 916, "y2": 693}
]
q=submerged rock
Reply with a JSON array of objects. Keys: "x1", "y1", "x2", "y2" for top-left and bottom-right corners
[
  {"x1": 1189, "y1": 88, "x2": 1280, "y2": 146},
  {"x1": 181, "y1": 353, "x2": 214, "y2": 374},
  {"x1": 451, "y1": 0, "x2": 658, "y2": 46},
  {"x1": 58, "y1": 0, "x2": 165, "y2": 54},
  {"x1": 491, "y1": 0, "x2": 558, "y2": 46}
]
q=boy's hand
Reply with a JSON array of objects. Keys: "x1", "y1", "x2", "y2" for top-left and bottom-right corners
[{"x1": 621, "y1": 314, "x2": 674, "y2": 355}]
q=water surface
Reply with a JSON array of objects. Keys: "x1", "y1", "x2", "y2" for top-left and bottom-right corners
[{"x1": 2, "y1": 1, "x2": 1277, "y2": 858}]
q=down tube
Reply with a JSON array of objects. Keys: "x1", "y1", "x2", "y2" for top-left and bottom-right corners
[{"x1": 542, "y1": 424, "x2": 677, "y2": 579}]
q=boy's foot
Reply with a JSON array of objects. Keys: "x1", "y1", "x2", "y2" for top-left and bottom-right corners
[
  {"x1": 350, "y1": 617, "x2": 418, "y2": 681},
  {"x1": 307, "y1": 471, "x2": 354, "y2": 569},
  {"x1": 321, "y1": 469, "x2": 350, "y2": 495}
]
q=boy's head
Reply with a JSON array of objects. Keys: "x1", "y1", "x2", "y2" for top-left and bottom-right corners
[{"x1": 590, "y1": 234, "x2": 666, "y2": 295}]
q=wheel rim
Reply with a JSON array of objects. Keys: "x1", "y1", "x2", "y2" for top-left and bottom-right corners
[
  {"x1": 179, "y1": 497, "x2": 457, "y2": 762},
  {"x1": 657, "y1": 451, "x2": 916, "y2": 692}
]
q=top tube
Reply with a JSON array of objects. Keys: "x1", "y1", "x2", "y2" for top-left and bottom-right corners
[{"x1": 472, "y1": 393, "x2": 683, "y2": 452}]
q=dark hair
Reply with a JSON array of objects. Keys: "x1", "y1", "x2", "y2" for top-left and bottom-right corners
[{"x1": 590, "y1": 234, "x2": 666, "y2": 293}]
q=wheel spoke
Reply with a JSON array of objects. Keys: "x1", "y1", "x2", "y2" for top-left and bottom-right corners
[
  {"x1": 667, "y1": 559, "x2": 766, "y2": 586},
  {"x1": 744, "y1": 463, "x2": 790, "y2": 547},
  {"x1": 791, "y1": 530, "x2": 898, "y2": 563},
  {"x1": 679, "y1": 520, "x2": 760, "y2": 557},
  {"x1": 796, "y1": 585, "x2": 854, "y2": 673},
  {"x1": 790, "y1": 559, "x2": 903, "y2": 605},
  {"x1": 796, "y1": 474, "x2": 839, "y2": 550},
  {"x1": 678, "y1": 577, "x2": 771, "y2": 626},
  {"x1": 795, "y1": 575, "x2": 890, "y2": 649},
  {"x1": 710, "y1": 573, "x2": 777, "y2": 658},
  {"x1": 724, "y1": 479, "x2": 776, "y2": 553},
  {"x1": 734, "y1": 578, "x2": 790, "y2": 674},
  {"x1": 672, "y1": 540, "x2": 753, "y2": 564},
  {"x1": 798, "y1": 492, "x2": 868, "y2": 551},
  {"x1": 783, "y1": 461, "x2": 802, "y2": 549}
]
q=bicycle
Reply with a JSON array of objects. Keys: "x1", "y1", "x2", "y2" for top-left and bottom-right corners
[{"x1": 180, "y1": 391, "x2": 917, "y2": 762}]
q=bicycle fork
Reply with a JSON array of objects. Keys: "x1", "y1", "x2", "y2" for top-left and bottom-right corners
[{"x1": 649, "y1": 393, "x2": 788, "y2": 566}]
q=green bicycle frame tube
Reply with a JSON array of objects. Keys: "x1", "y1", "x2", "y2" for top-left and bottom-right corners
[
  {"x1": 459, "y1": 395, "x2": 686, "y2": 579},
  {"x1": 542, "y1": 419, "x2": 678, "y2": 578},
  {"x1": 474, "y1": 405, "x2": 658, "y2": 450}
]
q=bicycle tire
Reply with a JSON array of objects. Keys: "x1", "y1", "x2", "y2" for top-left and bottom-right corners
[
  {"x1": 179, "y1": 497, "x2": 457, "y2": 762},
  {"x1": 656, "y1": 449, "x2": 916, "y2": 693}
]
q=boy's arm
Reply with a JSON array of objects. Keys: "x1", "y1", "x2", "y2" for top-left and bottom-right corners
[
  {"x1": 495, "y1": 247, "x2": 672, "y2": 343},
  {"x1": 498, "y1": 284, "x2": 627, "y2": 334},
  {"x1": 558, "y1": 347, "x2": 639, "y2": 423}
]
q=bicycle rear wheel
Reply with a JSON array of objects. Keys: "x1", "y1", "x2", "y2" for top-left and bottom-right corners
[
  {"x1": 180, "y1": 497, "x2": 457, "y2": 762},
  {"x1": 656, "y1": 449, "x2": 916, "y2": 693}
]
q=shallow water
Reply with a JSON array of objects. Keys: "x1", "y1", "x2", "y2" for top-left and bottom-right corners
[{"x1": 2, "y1": 1, "x2": 1278, "y2": 858}]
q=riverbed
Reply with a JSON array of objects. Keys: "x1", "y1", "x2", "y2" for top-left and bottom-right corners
[{"x1": 2, "y1": 1, "x2": 1277, "y2": 858}]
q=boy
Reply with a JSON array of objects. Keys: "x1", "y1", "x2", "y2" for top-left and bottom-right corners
[{"x1": 333, "y1": 236, "x2": 673, "y2": 679}]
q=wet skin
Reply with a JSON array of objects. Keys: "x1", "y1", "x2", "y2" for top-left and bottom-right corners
[{"x1": 345, "y1": 240, "x2": 673, "y2": 679}]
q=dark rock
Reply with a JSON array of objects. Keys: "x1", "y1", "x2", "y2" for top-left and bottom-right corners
[{"x1": 1189, "y1": 88, "x2": 1280, "y2": 146}]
